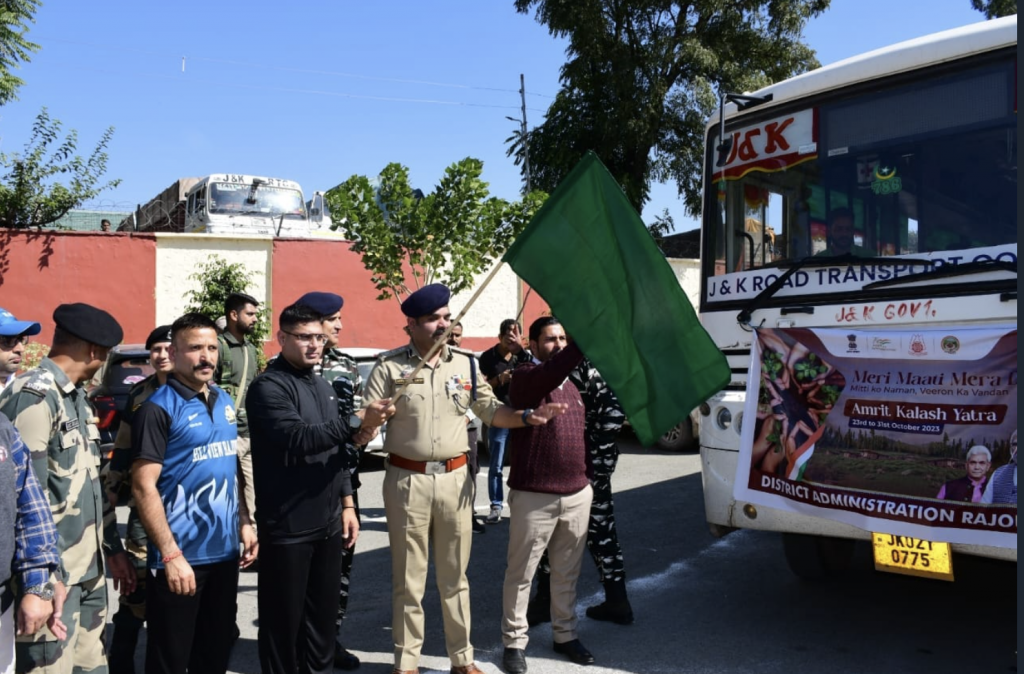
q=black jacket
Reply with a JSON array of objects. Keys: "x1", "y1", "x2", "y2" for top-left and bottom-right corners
[{"x1": 245, "y1": 356, "x2": 354, "y2": 543}]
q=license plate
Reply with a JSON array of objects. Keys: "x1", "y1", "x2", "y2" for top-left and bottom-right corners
[{"x1": 872, "y1": 533, "x2": 953, "y2": 581}]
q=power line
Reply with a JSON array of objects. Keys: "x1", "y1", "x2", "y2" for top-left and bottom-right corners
[
  {"x1": 46, "y1": 61, "x2": 548, "y2": 112},
  {"x1": 33, "y1": 35, "x2": 556, "y2": 100}
]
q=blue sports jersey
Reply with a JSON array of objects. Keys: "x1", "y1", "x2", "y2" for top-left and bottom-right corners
[{"x1": 134, "y1": 377, "x2": 239, "y2": 569}]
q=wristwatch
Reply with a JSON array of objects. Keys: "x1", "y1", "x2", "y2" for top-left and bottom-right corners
[
  {"x1": 348, "y1": 413, "x2": 362, "y2": 430},
  {"x1": 24, "y1": 582, "x2": 55, "y2": 601},
  {"x1": 521, "y1": 408, "x2": 535, "y2": 426}
]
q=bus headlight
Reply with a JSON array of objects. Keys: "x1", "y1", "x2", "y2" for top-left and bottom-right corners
[
  {"x1": 699, "y1": 402, "x2": 711, "y2": 416},
  {"x1": 715, "y1": 407, "x2": 732, "y2": 430}
]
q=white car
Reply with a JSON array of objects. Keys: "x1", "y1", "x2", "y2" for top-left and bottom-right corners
[{"x1": 339, "y1": 347, "x2": 387, "y2": 453}]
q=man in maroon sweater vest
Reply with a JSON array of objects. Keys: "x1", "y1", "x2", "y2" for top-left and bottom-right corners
[{"x1": 500, "y1": 317, "x2": 595, "y2": 673}]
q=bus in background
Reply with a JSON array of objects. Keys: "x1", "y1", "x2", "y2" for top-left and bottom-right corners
[
  {"x1": 125, "y1": 174, "x2": 312, "y2": 237},
  {"x1": 697, "y1": 16, "x2": 1016, "y2": 581}
]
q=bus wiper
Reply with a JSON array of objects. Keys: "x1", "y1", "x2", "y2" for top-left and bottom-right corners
[
  {"x1": 736, "y1": 254, "x2": 932, "y2": 326},
  {"x1": 862, "y1": 258, "x2": 1016, "y2": 291}
]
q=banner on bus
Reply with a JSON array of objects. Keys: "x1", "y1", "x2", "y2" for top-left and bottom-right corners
[{"x1": 736, "y1": 325, "x2": 1017, "y2": 549}]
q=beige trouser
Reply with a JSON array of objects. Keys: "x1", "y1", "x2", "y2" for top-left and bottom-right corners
[
  {"x1": 383, "y1": 460, "x2": 475, "y2": 670},
  {"x1": 237, "y1": 435, "x2": 256, "y2": 526},
  {"x1": 502, "y1": 485, "x2": 593, "y2": 649}
]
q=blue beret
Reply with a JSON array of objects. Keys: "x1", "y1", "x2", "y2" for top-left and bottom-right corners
[
  {"x1": 295, "y1": 291, "x2": 344, "y2": 316},
  {"x1": 53, "y1": 303, "x2": 123, "y2": 348},
  {"x1": 400, "y1": 283, "x2": 452, "y2": 318},
  {"x1": 145, "y1": 325, "x2": 173, "y2": 350}
]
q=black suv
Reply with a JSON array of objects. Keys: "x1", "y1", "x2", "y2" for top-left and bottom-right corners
[{"x1": 87, "y1": 345, "x2": 153, "y2": 464}]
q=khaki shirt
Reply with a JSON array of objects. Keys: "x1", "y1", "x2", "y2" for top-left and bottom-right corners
[
  {"x1": 364, "y1": 343, "x2": 502, "y2": 462},
  {"x1": 0, "y1": 358, "x2": 105, "y2": 584}
]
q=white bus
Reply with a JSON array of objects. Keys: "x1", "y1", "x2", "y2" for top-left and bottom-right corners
[
  {"x1": 184, "y1": 174, "x2": 310, "y2": 237},
  {"x1": 698, "y1": 16, "x2": 1017, "y2": 580}
]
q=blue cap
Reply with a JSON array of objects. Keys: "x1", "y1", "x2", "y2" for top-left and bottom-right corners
[
  {"x1": 0, "y1": 308, "x2": 41, "y2": 337},
  {"x1": 400, "y1": 283, "x2": 452, "y2": 318},
  {"x1": 295, "y1": 291, "x2": 344, "y2": 316}
]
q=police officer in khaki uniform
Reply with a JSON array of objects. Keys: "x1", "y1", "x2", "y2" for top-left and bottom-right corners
[
  {"x1": 0, "y1": 303, "x2": 127, "y2": 674},
  {"x1": 363, "y1": 284, "x2": 568, "y2": 674}
]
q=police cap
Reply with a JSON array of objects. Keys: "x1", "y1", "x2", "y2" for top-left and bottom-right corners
[
  {"x1": 52, "y1": 303, "x2": 123, "y2": 348},
  {"x1": 400, "y1": 283, "x2": 451, "y2": 318},
  {"x1": 295, "y1": 291, "x2": 344, "y2": 316},
  {"x1": 145, "y1": 324, "x2": 173, "y2": 350}
]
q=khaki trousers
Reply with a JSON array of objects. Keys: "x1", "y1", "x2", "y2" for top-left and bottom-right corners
[
  {"x1": 383, "y1": 460, "x2": 474, "y2": 670},
  {"x1": 502, "y1": 485, "x2": 593, "y2": 649},
  {"x1": 236, "y1": 435, "x2": 256, "y2": 526}
]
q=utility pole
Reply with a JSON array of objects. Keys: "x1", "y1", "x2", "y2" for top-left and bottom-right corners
[{"x1": 519, "y1": 73, "x2": 532, "y2": 194}]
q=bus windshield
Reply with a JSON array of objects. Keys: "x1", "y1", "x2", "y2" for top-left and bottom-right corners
[
  {"x1": 209, "y1": 182, "x2": 307, "y2": 219},
  {"x1": 704, "y1": 57, "x2": 1016, "y2": 283}
]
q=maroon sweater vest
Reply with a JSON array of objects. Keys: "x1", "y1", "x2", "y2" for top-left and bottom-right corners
[{"x1": 507, "y1": 343, "x2": 589, "y2": 495}]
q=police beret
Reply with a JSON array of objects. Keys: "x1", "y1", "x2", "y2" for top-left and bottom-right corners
[
  {"x1": 52, "y1": 303, "x2": 123, "y2": 348},
  {"x1": 145, "y1": 324, "x2": 173, "y2": 350},
  {"x1": 0, "y1": 307, "x2": 41, "y2": 337},
  {"x1": 400, "y1": 283, "x2": 452, "y2": 318},
  {"x1": 295, "y1": 291, "x2": 344, "y2": 316}
]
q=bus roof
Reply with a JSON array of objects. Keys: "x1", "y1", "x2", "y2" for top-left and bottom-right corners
[{"x1": 712, "y1": 15, "x2": 1016, "y2": 127}]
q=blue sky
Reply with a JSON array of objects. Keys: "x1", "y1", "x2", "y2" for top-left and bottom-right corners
[{"x1": 0, "y1": 1, "x2": 990, "y2": 232}]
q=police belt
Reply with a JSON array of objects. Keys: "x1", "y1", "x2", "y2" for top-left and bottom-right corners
[{"x1": 387, "y1": 453, "x2": 468, "y2": 475}]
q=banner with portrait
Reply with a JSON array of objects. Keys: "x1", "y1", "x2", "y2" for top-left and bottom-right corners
[{"x1": 736, "y1": 325, "x2": 1017, "y2": 549}]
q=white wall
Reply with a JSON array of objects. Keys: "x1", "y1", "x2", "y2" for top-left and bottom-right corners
[
  {"x1": 154, "y1": 233, "x2": 272, "y2": 324},
  {"x1": 448, "y1": 260, "x2": 520, "y2": 339},
  {"x1": 668, "y1": 257, "x2": 701, "y2": 309}
]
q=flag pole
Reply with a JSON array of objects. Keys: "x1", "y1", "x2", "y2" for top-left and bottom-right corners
[{"x1": 391, "y1": 260, "x2": 506, "y2": 400}]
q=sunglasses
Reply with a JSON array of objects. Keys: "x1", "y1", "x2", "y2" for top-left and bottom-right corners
[{"x1": 0, "y1": 334, "x2": 29, "y2": 350}]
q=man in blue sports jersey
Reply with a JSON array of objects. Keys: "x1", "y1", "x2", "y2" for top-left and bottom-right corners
[{"x1": 131, "y1": 313, "x2": 258, "y2": 674}]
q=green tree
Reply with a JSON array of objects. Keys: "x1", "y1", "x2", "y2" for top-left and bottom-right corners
[
  {"x1": 971, "y1": 0, "x2": 1016, "y2": 17},
  {"x1": 183, "y1": 255, "x2": 271, "y2": 364},
  {"x1": 0, "y1": 108, "x2": 120, "y2": 229},
  {"x1": 0, "y1": 0, "x2": 40, "y2": 106},
  {"x1": 325, "y1": 157, "x2": 547, "y2": 303},
  {"x1": 511, "y1": 0, "x2": 829, "y2": 215}
]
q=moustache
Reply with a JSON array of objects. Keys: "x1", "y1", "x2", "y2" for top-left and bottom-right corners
[{"x1": 193, "y1": 363, "x2": 213, "y2": 372}]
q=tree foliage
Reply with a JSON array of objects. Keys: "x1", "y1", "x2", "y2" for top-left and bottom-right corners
[
  {"x1": 0, "y1": 108, "x2": 120, "y2": 229},
  {"x1": 0, "y1": 0, "x2": 40, "y2": 106},
  {"x1": 971, "y1": 0, "x2": 1016, "y2": 17},
  {"x1": 324, "y1": 157, "x2": 547, "y2": 302},
  {"x1": 183, "y1": 255, "x2": 271, "y2": 364},
  {"x1": 511, "y1": 0, "x2": 830, "y2": 216}
]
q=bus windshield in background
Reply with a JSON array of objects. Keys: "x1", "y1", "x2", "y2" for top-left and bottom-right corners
[
  {"x1": 209, "y1": 183, "x2": 307, "y2": 219},
  {"x1": 703, "y1": 58, "x2": 1016, "y2": 285}
]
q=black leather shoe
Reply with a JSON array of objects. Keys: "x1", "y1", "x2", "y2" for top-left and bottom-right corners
[
  {"x1": 586, "y1": 600, "x2": 634, "y2": 625},
  {"x1": 502, "y1": 647, "x2": 528, "y2": 674},
  {"x1": 334, "y1": 642, "x2": 360, "y2": 670},
  {"x1": 472, "y1": 517, "x2": 486, "y2": 534},
  {"x1": 553, "y1": 639, "x2": 594, "y2": 665}
]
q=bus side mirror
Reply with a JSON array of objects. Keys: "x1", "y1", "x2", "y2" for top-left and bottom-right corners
[{"x1": 715, "y1": 138, "x2": 733, "y2": 167}]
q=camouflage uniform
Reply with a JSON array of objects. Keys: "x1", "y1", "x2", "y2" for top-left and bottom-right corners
[
  {"x1": 101, "y1": 376, "x2": 160, "y2": 674},
  {"x1": 0, "y1": 358, "x2": 112, "y2": 674},
  {"x1": 215, "y1": 331, "x2": 259, "y2": 525},
  {"x1": 537, "y1": 357, "x2": 627, "y2": 582},
  {"x1": 317, "y1": 348, "x2": 362, "y2": 636}
]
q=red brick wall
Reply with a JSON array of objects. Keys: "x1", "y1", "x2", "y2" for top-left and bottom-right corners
[
  {"x1": 0, "y1": 230, "x2": 157, "y2": 344},
  {"x1": 269, "y1": 239, "x2": 410, "y2": 350}
]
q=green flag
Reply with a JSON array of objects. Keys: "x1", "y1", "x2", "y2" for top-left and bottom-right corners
[{"x1": 502, "y1": 152, "x2": 730, "y2": 446}]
